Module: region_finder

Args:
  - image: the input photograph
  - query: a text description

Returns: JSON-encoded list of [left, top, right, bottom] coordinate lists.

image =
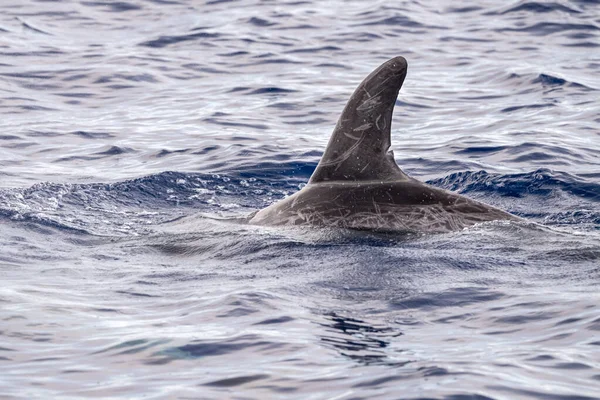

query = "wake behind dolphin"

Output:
[[250, 56, 520, 233]]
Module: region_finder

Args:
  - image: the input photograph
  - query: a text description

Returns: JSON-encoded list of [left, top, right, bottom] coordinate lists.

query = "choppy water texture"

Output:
[[1, 0, 599, 399]]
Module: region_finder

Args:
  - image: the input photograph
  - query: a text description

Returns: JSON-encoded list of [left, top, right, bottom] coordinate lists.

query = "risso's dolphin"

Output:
[[249, 56, 521, 233]]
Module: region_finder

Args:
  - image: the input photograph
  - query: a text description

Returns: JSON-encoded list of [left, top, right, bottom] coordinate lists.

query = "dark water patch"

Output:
[[352, 374, 407, 388], [533, 73, 566, 86], [0, 141, 36, 149], [317, 313, 403, 366], [253, 316, 294, 325], [55, 92, 94, 98], [510, 151, 556, 162], [501, 103, 555, 113], [506, 142, 578, 157], [106, 84, 135, 90], [429, 169, 600, 201], [494, 312, 557, 325], [182, 64, 229, 74], [532, 73, 591, 89], [546, 247, 600, 262], [390, 287, 504, 310], [0, 135, 22, 140], [157, 335, 278, 361], [206, 0, 238, 4], [235, 160, 316, 181], [156, 148, 190, 158], [203, 374, 270, 387], [17, 18, 51, 35], [95, 146, 135, 156], [446, 6, 483, 13], [494, 2, 582, 15], [94, 338, 169, 355], [26, 129, 63, 137], [265, 101, 298, 110], [454, 145, 507, 155], [285, 45, 342, 54], [552, 362, 592, 370], [62, 73, 89, 82], [275, 23, 318, 30], [93, 308, 120, 313], [433, 313, 473, 324], [71, 130, 114, 139], [219, 50, 249, 57], [139, 31, 221, 48], [498, 22, 600, 36], [0, 71, 55, 80], [228, 86, 250, 93], [238, 58, 303, 67], [0, 171, 285, 218], [14, 104, 57, 111], [115, 290, 160, 298], [567, 32, 597, 40], [218, 307, 258, 318], [440, 36, 496, 43], [564, 41, 599, 48], [94, 73, 158, 84], [0, 50, 64, 57], [246, 87, 297, 95], [247, 17, 276, 27], [554, 317, 583, 326], [192, 145, 221, 155], [0, 211, 91, 236], [527, 354, 556, 362], [355, 14, 423, 28], [81, 1, 142, 12]]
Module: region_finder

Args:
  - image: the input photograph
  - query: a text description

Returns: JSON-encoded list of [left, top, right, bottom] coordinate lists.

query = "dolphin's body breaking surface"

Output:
[[250, 56, 520, 233]]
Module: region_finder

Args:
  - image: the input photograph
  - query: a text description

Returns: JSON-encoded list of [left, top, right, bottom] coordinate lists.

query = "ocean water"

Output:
[[1, 0, 599, 398]]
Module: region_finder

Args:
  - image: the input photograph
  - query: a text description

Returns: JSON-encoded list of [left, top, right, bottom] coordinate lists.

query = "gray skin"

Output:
[[249, 56, 520, 233]]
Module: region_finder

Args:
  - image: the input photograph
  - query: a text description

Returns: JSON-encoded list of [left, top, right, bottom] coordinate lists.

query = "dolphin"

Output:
[[249, 56, 520, 233]]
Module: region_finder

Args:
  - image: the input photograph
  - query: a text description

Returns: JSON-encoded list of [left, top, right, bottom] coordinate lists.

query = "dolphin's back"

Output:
[[250, 181, 518, 233], [249, 56, 520, 233]]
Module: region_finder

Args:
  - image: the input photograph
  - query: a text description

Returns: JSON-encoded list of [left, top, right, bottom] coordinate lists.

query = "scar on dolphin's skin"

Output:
[[250, 56, 521, 234]]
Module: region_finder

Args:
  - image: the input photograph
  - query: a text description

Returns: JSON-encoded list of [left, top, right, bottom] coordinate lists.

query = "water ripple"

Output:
[[0, 0, 599, 398]]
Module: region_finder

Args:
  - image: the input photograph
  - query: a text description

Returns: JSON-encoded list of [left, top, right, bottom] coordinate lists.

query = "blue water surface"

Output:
[[0, 0, 599, 399]]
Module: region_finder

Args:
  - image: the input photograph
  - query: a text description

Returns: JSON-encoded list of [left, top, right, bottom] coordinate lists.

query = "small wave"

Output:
[[532, 73, 591, 89], [501, 103, 555, 113], [17, 18, 52, 35], [71, 130, 114, 139], [497, 22, 600, 36], [246, 87, 297, 95], [139, 31, 221, 48], [203, 374, 269, 387], [429, 169, 600, 202], [492, 2, 582, 15], [95, 145, 135, 156], [355, 15, 423, 28], [80, 1, 142, 12], [247, 17, 276, 27], [390, 287, 504, 310]]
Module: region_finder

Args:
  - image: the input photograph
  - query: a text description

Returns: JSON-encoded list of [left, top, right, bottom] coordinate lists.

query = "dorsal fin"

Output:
[[309, 56, 408, 184]]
